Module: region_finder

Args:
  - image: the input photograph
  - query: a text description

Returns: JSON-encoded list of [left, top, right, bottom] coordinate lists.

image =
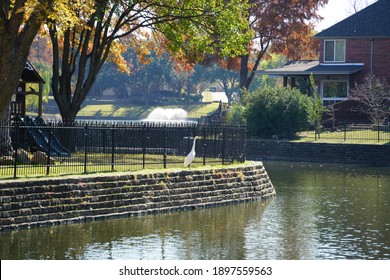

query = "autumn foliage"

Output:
[[240, 0, 328, 91]]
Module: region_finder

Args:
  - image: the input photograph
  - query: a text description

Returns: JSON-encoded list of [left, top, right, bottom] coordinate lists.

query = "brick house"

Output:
[[258, 0, 390, 123]]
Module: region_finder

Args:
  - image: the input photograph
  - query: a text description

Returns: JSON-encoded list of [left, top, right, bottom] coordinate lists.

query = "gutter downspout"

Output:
[[370, 37, 374, 79]]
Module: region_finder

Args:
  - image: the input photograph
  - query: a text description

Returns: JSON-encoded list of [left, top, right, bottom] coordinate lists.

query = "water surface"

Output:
[[1, 161, 389, 260]]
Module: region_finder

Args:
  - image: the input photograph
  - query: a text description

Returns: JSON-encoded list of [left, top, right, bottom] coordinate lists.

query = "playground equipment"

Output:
[[13, 116, 71, 157]]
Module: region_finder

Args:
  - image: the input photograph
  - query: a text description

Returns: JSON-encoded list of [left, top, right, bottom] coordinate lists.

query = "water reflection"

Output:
[[1, 162, 389, 260], [262, 162, 390, 260], [0, 202, 271, 260]]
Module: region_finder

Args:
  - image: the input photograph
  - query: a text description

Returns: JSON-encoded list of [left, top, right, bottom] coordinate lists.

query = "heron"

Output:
[[184, 136, 200, 167]]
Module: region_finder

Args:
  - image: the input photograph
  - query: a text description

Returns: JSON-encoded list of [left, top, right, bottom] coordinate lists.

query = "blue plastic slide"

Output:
[[15, 116, 71, 157]]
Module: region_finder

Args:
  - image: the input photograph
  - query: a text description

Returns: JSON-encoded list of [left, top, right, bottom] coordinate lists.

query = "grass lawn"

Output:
[[294, 129, 390, 144], [0, 153, 225, 180], [77, 102, 219, 119]]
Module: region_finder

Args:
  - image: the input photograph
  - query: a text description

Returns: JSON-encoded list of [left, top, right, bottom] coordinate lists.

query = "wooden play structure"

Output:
[[10, 60, 44, 118]]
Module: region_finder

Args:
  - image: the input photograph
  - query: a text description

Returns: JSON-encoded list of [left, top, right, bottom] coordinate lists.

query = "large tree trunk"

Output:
[[0, 1, 53, 116], [239, 54, 250, 95], [0, 50, 27, 117], [0, 2, 47, 156], [50, 24, 106, 125], [0, 27, 41, 117], [0, 106, 14, 156], [239, 38, 270, 100]]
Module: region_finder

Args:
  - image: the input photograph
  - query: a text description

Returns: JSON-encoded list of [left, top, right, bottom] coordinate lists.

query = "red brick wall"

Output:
[[347, 38, 390, 83], [372, 39, 390, 80], [345, 39, 371, 84], [320, 38, 390, 84]]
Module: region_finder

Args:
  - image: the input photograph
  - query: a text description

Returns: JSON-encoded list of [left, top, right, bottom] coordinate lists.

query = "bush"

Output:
[[245, 87, 310, 138], [226, 103, 246, 124]]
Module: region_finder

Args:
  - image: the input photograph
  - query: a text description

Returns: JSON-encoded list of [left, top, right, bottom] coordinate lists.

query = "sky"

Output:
[[315, 0, 377, 31]]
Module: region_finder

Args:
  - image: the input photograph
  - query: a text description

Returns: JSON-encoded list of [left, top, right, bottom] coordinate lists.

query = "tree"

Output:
[[241, 53, 286, 97], [348, 0, 377, 13], [307, 74, 328, 133], [209, 63, 239, 105], [186, 64, 211, 96], [0, 0, 88, 117], [239, 0, 327, 94], [49, 0, 251, 124], [166, 61, 190, 98], [0, 0, 50, 117], [0, 1, 84, 156], [349, 75, 390, 124]]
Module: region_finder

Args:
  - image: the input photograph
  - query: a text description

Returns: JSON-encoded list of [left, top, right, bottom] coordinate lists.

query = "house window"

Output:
[[321, 80, 348, 106], [324, 40, 345, 62]]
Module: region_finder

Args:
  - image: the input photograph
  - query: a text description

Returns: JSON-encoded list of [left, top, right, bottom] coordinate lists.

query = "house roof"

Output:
[[21, 61, 45, 83], [314, 0, 390, 38], [257, 60, 364, 76]]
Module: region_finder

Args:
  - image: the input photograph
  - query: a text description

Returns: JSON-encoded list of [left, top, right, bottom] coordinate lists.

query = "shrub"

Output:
[[245, 86, 310, 138], [307, 74, 329, 132], [226, 103, 246, 124]]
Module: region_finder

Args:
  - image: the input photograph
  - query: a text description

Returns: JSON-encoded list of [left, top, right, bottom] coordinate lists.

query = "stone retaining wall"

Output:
[[246, 140, 390, 165], [0, 162, 275, 231]]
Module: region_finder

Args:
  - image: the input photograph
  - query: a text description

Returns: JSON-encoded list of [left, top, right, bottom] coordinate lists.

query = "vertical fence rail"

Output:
[[13, 122, 19, 179], [46, 123, 52, 175], [377, 122, 380, 143], [142, 124, 146, 169], [84, 125, 88, 174], [305, 120, 390, 143], [222, 127, 226, 165], [111, 125, 115, 171], [202, 126, 206, 166]]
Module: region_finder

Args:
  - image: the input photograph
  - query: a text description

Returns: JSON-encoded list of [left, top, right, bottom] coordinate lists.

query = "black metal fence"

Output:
[[301, 121, 390, 143], [0, 118, 246, 179]]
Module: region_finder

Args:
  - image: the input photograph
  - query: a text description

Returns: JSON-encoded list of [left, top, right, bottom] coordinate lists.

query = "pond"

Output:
[[1, 161, 389, 260]]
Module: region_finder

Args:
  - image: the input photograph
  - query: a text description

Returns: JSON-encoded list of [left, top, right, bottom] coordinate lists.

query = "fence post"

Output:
[[102, 128, 106, 153], [377, 122, 380, 143], [142, 124, 146, 169], [222, 126, 226, 165], [202, 126, 206, 166], [84, 124, 88, 173], [111, 124, 115, 171], [13, 121, 19, 179], [46, 122, 52, 175], [344, 124, 347, 142], [163, 125, 167, 169], [242, 125, 247, 162]]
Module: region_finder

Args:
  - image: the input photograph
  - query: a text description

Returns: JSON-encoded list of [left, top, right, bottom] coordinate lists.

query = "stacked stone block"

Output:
[[0, 162, 275, 231]]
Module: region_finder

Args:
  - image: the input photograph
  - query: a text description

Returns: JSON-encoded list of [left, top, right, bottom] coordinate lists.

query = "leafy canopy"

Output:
[[0, 0, 94, 115], [48, 0, 252, 123], [157, 0, 252, 64]]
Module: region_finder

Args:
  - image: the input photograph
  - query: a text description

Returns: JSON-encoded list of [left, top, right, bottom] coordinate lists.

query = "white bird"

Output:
[[184, 136, 200, 167]]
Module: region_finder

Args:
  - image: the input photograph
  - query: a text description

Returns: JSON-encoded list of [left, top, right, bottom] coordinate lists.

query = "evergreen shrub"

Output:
[[244, 87, 310, 138]]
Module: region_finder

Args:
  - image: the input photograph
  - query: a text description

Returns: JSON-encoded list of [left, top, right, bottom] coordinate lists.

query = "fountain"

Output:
[[145, 107, 190, 122]]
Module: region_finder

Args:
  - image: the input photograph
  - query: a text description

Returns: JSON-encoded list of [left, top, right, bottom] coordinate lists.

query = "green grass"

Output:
[[294, 129, 390, 144], [77, 103, 219, 119], [186, 103, 219, 118], [0, 153, 226, 180]]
